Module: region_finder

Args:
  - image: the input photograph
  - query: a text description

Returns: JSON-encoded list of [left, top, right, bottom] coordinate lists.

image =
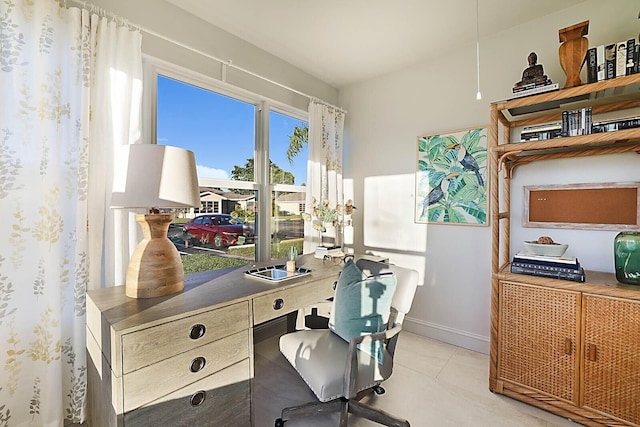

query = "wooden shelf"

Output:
[[494, 74, 640, 121], [492, 128, 640, 155], [489, 72, 640, 426]]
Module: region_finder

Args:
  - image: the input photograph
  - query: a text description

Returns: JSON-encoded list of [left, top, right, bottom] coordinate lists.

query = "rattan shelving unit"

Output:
[[488, 74, 640, 427]]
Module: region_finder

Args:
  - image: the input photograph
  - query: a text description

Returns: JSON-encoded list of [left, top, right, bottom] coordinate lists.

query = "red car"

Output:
[[183, 214, 255, 249]]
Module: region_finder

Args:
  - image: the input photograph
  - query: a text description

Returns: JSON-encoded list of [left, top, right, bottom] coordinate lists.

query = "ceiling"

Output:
[[167, 0, 587, 88]]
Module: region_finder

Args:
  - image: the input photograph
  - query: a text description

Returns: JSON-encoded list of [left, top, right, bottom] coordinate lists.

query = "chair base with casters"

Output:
[[275, 327, 410, 427], [275, 259, 419, 427], [275, 394, 409, 427]]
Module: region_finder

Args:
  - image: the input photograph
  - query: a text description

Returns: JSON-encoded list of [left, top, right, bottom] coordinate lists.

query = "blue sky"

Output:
[[157, 75, 308, 185]]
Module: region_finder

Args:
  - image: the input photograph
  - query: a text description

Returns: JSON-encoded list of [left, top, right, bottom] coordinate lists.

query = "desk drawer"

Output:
[[123, 329, 249, 412], [124, 359, 251, 427], [253, 278, 336, 325], [121, 301, 249, 374]]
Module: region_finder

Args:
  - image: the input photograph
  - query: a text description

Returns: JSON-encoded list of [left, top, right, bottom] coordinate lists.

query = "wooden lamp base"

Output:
[[125, 213, 184, 298]]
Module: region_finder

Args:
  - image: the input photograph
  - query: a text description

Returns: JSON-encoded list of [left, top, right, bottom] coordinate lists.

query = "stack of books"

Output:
[[561, 107, 592, 137], [511, 81, 559, 99], [510, 252, 585, 282], [520, 122, 562, 142], [592, 115, 640, 133]]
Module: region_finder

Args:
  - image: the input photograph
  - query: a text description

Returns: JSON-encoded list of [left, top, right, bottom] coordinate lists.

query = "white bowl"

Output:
[[523, 241, 568, 257]]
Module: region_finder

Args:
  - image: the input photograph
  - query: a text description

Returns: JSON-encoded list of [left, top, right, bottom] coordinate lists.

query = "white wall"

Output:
[[84, 0, 338, 111], [339, 0, 640, 353]]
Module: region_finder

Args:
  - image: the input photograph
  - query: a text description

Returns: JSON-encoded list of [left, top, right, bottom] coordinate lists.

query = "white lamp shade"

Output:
[[111, 144, 200, 209]]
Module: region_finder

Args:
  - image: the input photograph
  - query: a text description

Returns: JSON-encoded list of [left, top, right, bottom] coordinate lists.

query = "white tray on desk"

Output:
[[245, 264, 312, 283]]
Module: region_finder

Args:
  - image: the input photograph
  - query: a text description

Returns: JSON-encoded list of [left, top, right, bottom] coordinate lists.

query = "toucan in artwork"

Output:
[[446, 143, 484, 187], [420, 172, 460, 219]]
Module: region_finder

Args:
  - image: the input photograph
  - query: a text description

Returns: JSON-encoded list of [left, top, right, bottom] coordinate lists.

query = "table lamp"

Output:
[[111, 144, 200, 298]]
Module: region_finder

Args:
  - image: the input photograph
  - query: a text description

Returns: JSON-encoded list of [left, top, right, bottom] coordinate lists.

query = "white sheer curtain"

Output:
[[303, 99, 346, 253], [0, 0, 142, 424]]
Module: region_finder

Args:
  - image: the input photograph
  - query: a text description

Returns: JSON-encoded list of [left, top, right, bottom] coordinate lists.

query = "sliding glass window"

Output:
[[149, 61, 308, 275]]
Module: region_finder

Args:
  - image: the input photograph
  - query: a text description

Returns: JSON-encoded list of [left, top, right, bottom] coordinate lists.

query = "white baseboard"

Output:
[[403, 316, 490, 355]]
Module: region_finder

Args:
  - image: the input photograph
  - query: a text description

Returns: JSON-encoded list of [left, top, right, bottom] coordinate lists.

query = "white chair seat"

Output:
[[279, 329, 393, 402]]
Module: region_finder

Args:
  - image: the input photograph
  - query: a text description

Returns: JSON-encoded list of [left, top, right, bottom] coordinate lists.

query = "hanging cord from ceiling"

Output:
[[65, 0, 345, 112], [475, 0, 482, 100]]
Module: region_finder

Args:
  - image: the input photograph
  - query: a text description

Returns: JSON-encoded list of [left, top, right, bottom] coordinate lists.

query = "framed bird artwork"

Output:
[[415, 126, 488, 225]]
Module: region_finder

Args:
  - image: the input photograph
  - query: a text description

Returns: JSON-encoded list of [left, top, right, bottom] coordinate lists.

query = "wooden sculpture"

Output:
[[558, 20, 589, 88]]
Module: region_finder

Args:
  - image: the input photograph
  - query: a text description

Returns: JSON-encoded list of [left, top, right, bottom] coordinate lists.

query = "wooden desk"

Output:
[[86, 254, 343, 426]]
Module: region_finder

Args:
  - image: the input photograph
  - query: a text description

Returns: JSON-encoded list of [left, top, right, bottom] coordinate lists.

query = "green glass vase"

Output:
[[614, 231, 640, 285]]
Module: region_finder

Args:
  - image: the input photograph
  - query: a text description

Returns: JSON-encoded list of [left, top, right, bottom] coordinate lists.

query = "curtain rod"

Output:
[[67, 0, 346, 114]]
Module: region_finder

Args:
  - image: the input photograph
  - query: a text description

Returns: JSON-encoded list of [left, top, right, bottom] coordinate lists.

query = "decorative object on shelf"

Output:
[[111, 144, 201, 298], [415, 127, 488, 225], [614, 231, 640, 285], [513, 52, 552, 90], [558, 20, 589, 88], [523, 236, 569, 257]]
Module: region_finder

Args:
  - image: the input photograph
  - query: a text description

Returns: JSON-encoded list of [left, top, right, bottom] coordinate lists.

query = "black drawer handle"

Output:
[[190, 390, 206, 407], [332, 280, 338, 291], [273, 298, 285, 310], [189, 324, 206, 340], [190, 356, 206, 373]]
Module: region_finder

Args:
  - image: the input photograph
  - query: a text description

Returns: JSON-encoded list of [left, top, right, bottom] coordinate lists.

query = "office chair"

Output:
[[276, 258, 420, 427]]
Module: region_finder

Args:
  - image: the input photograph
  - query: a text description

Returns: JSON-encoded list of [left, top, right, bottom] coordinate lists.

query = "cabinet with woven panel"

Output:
[[581, 294, 640, 425], [498, 281, 580, 405], [489, 75, 640, 427]]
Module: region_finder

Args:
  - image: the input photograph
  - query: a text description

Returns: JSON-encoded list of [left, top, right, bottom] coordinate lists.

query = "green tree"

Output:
[[230, 158, 294, 194], [286, 124, 308, 165]]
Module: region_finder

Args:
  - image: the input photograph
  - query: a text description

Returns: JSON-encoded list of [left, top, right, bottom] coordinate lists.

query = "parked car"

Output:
[[183, 214, 255, 249]]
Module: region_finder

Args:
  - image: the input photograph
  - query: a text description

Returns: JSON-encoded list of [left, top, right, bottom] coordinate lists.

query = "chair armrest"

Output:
[[350, 325, 401, 346], [343, 325, 403, 398]]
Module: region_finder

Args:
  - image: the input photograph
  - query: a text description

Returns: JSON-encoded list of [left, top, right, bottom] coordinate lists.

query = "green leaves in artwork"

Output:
[[416, 128, 487, 224]]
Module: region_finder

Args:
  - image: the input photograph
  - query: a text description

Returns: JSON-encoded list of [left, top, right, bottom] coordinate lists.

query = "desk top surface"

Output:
[[87, 254, 344, 334]]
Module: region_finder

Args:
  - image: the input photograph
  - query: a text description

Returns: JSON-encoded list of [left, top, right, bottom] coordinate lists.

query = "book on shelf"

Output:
[[626, 38, 636, 76], [512, 79, 553, 92], [519, 121, 562, 142], [561, 107, 592, 136], [520, 128, 562, 142], [522, 122, 562, 132], [596, 44, 606, 81], [510, 82, 559, 99], [591, 115, 640, 133], [586, 47, 597, 83], [510, 263, 586, 282], [588, 39, 639, 81], [513, 252, 580, 268], [605, 43, 616, 79], [616, 41, 627, 78]]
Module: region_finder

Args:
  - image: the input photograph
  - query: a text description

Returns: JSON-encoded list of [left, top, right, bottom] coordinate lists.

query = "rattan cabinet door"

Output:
[[582, 294, 640, 425], [498, 281, 580, 404]]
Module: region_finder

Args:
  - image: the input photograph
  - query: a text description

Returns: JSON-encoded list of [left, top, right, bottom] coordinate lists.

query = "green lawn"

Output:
[[181, 238, 304, 274]]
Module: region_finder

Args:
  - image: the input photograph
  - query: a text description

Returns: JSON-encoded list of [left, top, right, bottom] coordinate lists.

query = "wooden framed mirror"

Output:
[[524, 182, 640, 231]]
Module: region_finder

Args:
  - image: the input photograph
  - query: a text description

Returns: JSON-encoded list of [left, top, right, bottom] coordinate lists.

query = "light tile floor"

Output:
[[254, 332, 580, 427]]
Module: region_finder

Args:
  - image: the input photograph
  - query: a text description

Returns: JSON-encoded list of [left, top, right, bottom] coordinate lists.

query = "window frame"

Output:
[[143, 55, 308, 262]]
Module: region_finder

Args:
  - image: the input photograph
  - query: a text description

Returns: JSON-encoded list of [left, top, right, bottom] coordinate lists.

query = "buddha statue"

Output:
[[515, 52, 549, 87]]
